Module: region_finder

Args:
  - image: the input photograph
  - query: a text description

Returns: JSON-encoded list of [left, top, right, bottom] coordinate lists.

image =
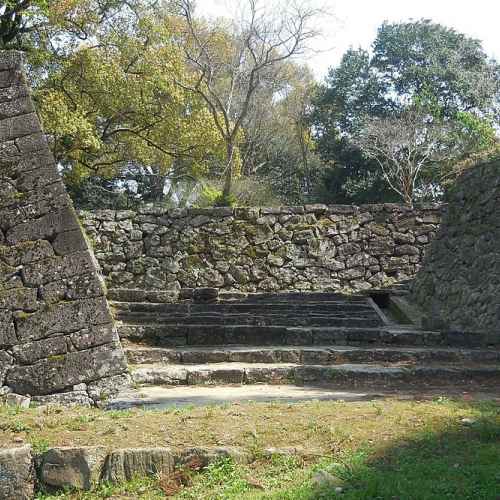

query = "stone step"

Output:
[[111, 300, 374, 314], [124, 344, 500, 366], [130, 362, 500, 388], [115, 313, 383, 328], [117, 324, 500, 348]]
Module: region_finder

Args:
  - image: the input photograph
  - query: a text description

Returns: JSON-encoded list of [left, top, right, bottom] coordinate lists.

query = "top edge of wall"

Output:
[[79, 203, 444, 219]]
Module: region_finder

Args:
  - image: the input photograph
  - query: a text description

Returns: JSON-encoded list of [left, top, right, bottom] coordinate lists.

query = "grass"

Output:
[[1, 397, 499, 499]]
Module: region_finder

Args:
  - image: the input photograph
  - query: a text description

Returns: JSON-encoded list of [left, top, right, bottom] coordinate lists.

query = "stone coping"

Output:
[[0, 444, 305, 497], [80, 202, 443, 220]]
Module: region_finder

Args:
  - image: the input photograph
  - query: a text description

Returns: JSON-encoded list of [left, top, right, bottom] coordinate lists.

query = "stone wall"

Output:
[[412, 158, 500, 334], [80, 203, 442, 296], [0, 51, 128, 403]]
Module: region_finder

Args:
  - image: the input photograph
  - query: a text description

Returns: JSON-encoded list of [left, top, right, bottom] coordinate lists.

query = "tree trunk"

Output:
[[222, 142, 234, 205]]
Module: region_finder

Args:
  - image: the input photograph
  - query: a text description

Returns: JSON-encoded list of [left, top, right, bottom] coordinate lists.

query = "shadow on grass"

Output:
[[270, 401, 500, 500]]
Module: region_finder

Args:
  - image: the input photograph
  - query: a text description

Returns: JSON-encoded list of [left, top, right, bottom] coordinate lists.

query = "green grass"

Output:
[[3, 398, 496, 499]]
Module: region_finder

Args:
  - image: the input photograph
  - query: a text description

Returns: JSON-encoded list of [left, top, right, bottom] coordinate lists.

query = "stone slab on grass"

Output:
[[0, 446, 34, 500]]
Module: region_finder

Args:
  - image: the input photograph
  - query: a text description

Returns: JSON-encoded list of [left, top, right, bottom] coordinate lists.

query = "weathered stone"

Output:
[[32, 391, 93, 408], [22, 251, 95, 286], [5, 393, 31, 408], [52, 229, 88, 256], [87, 373, 132, 403], [15, 297, 111, 342], [70, 324, 117, 351], [6, 207, 79, 244], [11, 336, 67, 365], [7, 343, 127, 396], [39, 447, 107, 491], [0, 312, 16, 347], [39, 273, 104, 304], [0, 240, 54, 266], [413, 159, 500, 334], [79, 202, 440, 294], [102, 448, 174, 483], [0, 446, 34, 500], [0, 288, 38, 311]]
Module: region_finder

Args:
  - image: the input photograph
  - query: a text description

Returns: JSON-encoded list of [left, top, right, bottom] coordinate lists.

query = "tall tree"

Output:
[[36, 8, 225, 200], [311, 20, 500, 203], [173, 0, 322, 205]]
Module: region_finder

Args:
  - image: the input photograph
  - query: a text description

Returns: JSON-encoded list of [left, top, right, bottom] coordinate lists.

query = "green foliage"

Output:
[[311, 19, 500, 203], [196, 184, 223, 207], [194, 177, 282, 207]]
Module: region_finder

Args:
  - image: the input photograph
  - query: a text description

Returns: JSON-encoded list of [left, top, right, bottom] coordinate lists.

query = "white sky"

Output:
[[197, 0, 500, 80]]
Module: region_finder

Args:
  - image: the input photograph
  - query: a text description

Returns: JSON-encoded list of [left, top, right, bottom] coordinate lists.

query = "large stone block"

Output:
[[0, 446, 34, 500], [0, 312, 17, 347], [0, 112, 40, 141], [15, 297, 111, 342], [39, 447, 107, 491], [11, 336, 68, 365], [3, 187, 71, 234], [6, 342, 128, 395], [22, 251, 96, 286], [0, 288, 38, 311], [0, 240, 54, 266], [101, 448, 174, 483]]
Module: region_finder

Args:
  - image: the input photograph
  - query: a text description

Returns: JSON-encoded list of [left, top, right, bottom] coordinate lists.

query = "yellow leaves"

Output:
[[36, 15, 224, 183], [38, 90, 101, 153]]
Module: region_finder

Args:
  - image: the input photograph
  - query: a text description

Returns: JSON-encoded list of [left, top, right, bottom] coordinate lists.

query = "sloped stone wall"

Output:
[[80, 203, 442, 296], [0, 51, 128, 402], [412, 159, 500, 334]]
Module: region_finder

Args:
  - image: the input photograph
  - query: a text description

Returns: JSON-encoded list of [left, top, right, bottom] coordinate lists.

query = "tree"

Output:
[[353, 106, 460, 204], [173, 0, 322, 204], [311, 20, 500, 203], [36, 10, 225, 201], [240, 63, 322, 204]]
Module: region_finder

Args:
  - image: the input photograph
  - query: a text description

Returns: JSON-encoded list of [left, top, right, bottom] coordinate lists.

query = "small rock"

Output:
[[0, 386, 12, 396], [5, 393, 30, 408], [312, 470, 343, 488]]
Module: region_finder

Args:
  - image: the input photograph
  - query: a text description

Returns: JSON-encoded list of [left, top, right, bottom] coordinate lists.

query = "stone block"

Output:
[[52, 229, 88, 255], [0, 446, 34, 500], [6, 206, 78, 244], [11, 336, 68, 365], [0, 240, 54, 266], [0, 288, 38, 311], [39, 273, 104, 304], [70, 324, 117, 351], [0, 112, 40, 141], [6, 343, 127, 395], [102, 448, 174, 483], [5, 393, 31, 408], [0, 350, 13, 383], [15, 297, 111, 342], [32, 391, 93, 408], [22, 251, 96, 286], [0, 69, 22, 89], [39, 447, 107, 491], [0, 95, 33, 119]]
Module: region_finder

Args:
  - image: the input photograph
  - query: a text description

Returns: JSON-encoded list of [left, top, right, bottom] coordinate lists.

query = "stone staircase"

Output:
[[111, 291, 500, 397]]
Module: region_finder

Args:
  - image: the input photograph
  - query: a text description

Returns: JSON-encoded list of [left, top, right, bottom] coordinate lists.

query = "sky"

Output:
[[197, 0, 500, 80]]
